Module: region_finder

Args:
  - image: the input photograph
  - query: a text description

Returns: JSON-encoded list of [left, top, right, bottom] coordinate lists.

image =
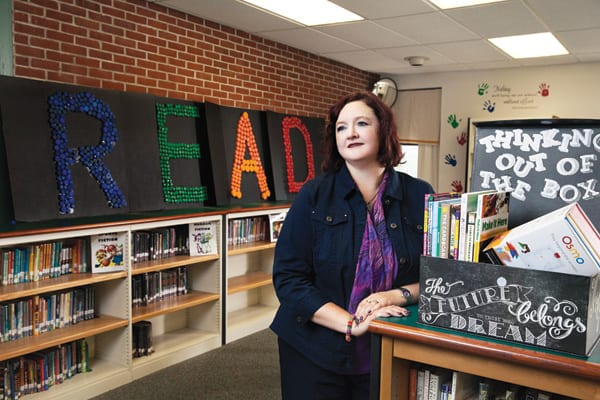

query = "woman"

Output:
[[270, 91, 435, 399]]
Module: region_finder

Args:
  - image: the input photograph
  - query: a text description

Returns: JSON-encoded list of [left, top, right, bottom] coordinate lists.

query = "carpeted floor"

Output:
[[90, 329, 281, 400]]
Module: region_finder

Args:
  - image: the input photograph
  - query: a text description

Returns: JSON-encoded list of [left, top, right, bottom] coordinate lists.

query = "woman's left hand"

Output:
[[354, 290, 410, 325], [351, 304, 409, 336]]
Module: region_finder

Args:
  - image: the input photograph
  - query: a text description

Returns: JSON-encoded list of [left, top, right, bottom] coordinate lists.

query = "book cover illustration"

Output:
[[483, 202, 600, 276], [90, 232, 126, 273], [472, 191, 510, 262], [269, 212, 287, 242], [189, 222, 218, 256]]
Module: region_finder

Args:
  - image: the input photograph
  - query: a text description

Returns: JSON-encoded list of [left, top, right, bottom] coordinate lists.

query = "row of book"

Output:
[[132, 321, 154, 358], [227, 216, 270, 247], [131, 226, 190, 264], [424, 189, 600, 277], [0, 221, 218, 284], [409, 364, 574, 400], [132, 267, 189, 307], [423, 190, 510, 262], [0, 239, 89, 286], [0, 339, 90, 399], [0, 287, 95, 343]]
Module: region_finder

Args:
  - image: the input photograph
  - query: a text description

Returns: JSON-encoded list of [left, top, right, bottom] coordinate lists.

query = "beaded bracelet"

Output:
[[345, 315, 355, 342]]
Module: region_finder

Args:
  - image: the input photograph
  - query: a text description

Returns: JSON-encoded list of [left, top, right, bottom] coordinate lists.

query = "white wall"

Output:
[[393, 62, 600, 192]]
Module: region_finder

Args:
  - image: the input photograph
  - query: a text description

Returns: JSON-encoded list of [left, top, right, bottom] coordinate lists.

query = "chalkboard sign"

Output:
[[418, 256, 600, 356], [470, 119, 600, 228]]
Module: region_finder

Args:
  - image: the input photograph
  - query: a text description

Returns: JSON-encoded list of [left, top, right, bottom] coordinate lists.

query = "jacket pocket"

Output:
[[310, 210, 349, 271]]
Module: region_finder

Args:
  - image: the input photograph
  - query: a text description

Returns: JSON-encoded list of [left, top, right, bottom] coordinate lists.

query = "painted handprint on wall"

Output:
[[538, 83, 550, 97], [451, 180, 463, 193], [447, 114, 461, 128], [457, 131, 467, 146], [483, 100, 495, 113], [444, 154, 457, 167], [477, 83, 489, 96]]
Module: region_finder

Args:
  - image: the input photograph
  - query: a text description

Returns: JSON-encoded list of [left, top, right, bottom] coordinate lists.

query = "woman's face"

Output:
[[335, 100, 380, 165]]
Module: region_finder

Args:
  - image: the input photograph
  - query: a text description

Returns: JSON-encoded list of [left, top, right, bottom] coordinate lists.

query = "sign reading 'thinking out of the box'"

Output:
[[471, 119, 600, 229]]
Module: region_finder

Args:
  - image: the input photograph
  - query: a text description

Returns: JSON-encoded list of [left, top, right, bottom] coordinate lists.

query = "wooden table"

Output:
[[368, 305, 600, 400]]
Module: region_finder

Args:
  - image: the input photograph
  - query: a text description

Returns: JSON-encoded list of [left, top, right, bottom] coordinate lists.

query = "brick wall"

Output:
[[12, 0, 378, 118]]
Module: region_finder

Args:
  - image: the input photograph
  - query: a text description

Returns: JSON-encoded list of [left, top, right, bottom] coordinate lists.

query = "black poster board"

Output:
[[264, 111, 324, 201], [0, 75, 317, 224], [470, 119, 600, 228], [0, 75, 213, 222], [204, 102, 273, 206]]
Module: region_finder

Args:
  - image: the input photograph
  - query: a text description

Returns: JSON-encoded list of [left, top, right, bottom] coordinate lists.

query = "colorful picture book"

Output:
[[471, 191, 510, 262], [189, 221, 218, 256], [90, 232, 127, 273], [483, 202, 600, 276], [269, 211, 287, 242]]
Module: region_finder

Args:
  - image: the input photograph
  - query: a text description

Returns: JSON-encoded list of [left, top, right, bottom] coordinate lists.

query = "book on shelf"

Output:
[[133, 320, 154, 358], [417, 368, 426, 400], [1, 339, 91, 398], [483, 202, 600, 276], [448, 370, 478, 400], [189, 221, 218, 256], [457, 189, 495, 261], [0, 239, 89, 285], [90, 232, 127, 273], [409, 366, 418, 400], [269, 211, 287, 242], [478, 380, 491, 400], [228, 216, 269, 246], [444, 203, 462, 260], [464, 211, 477, 262], [423, 369, 430, 400], [428, 368, 452, 400], [423, 192, 460, 257], [437, 199, 461, 259], [471, 190, 510, 262]]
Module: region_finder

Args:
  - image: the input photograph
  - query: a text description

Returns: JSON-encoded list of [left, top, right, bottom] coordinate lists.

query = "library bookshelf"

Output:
[[0, 224, 132, 400], [0, 205, 287, 399], [128, 214, 222, 380], [224, 206, 288, 344], [369, 305, 600, 400]]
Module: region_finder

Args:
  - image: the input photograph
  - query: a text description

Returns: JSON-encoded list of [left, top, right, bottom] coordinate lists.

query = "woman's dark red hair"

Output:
[[321, 91, 404, 173]]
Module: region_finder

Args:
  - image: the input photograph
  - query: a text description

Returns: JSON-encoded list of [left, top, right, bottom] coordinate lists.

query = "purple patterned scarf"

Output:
[[348, 170, 398, 314]]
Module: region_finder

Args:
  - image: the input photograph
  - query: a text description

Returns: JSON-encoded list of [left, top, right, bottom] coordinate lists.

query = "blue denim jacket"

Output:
[[270, 164, 434, 374]]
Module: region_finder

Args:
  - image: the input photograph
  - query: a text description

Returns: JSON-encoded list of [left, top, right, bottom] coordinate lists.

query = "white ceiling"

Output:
[[150, 0, 600, 75]]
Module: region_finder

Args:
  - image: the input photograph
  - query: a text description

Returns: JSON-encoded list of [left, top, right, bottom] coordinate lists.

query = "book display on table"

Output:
[[418, 199, 600, 357]]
